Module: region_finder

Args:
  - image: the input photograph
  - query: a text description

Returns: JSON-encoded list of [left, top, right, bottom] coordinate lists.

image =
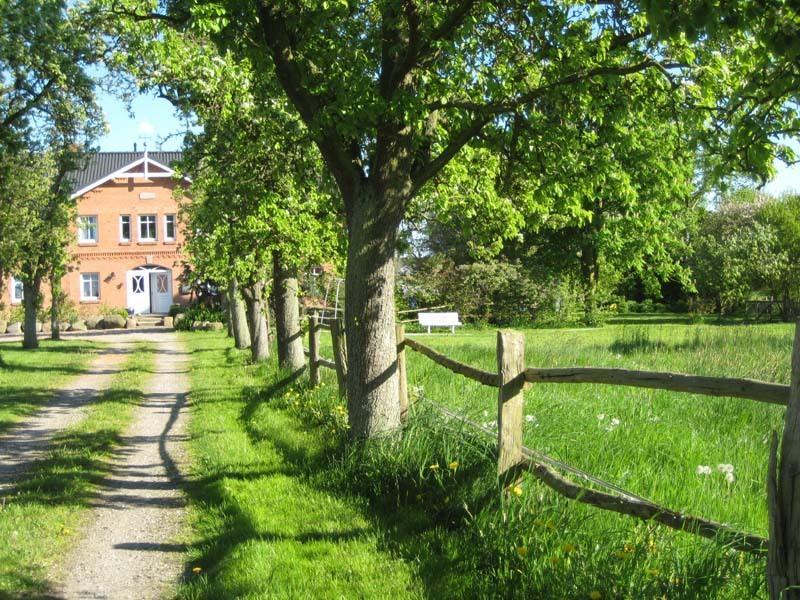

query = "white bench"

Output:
[[418, 312, 462, 334]]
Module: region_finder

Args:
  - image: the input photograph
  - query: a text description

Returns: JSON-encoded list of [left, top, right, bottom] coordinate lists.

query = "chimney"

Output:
[[134, 142, 138, 153]]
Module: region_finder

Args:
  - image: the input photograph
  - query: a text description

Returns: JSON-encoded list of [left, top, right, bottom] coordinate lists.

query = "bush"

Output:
[[174, 305, 226, 331], [168, 304, 186, 317], [100, 304, 128, 319]]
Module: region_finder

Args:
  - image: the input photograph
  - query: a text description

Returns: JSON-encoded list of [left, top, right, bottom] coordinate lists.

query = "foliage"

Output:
[[173, 305, 225, 331], [689, 194, 790, 315]]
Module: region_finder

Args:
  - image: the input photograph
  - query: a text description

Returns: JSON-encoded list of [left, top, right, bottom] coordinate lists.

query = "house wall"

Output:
[[4, 175, 192, 315]]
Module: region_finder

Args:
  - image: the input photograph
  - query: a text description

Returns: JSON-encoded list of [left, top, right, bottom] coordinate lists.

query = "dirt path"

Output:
[[56, 332, 191, 600], [0, 346, 128, 492]]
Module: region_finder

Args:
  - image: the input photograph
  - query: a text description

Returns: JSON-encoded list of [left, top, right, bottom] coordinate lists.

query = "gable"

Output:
[[69, 151, 187, 199]]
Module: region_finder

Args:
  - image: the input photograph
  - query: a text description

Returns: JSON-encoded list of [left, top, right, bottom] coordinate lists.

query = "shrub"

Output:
[[99, 304, 128, 319], [168, 304, 186, 317], [174, 305, 226, 331]]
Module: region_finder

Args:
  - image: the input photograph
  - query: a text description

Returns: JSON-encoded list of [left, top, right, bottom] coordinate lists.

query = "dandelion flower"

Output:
[[597, 413, 606, 420], [623, 542, 635, 553], [516, 546, 528, 557], [696, 465, 712, 475], [429, 463, 440, 471], [646, 568, 660, 577], [448, 461, 459, 471], [525, 414, 537, 423], [511, 485, 523, 497], [725, 472, 735, 484], [717, 463, 734, 474], [192, 567, 202, 574]]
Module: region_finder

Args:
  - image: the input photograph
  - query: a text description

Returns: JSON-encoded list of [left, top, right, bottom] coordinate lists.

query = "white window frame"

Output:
[[120, 215, 131, 242], [138, 214, 157, 242], [78, 215, 98, 244], [164, 214, 176, 241], [80, 272, 100, 301], [10, 276, 23, 304]]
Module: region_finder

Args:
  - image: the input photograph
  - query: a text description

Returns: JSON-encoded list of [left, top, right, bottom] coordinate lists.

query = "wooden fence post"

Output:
[[309, 311, 320, 388], [330, 316, 348, 398], [497, 330, 525, 477], [396, 323, 409, 421], [768, 320, 800, 599]]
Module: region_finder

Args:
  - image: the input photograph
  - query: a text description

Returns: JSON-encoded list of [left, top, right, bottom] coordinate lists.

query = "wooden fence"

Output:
[[305, 311, 800, 596]]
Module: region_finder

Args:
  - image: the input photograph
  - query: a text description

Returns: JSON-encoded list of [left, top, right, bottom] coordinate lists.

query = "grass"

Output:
[[178, 320, 792, 598], [177, 332, 422, 599], [0, 340, 97, 434], [0, 343, 152, 598]]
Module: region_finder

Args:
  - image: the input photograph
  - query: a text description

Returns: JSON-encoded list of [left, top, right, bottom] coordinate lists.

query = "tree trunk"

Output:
[[344, 198, 402, 438], [273, 252, 305, 373], [580, 239, 599, 320], [50, 273, 61, 341], [222, 288, 233, 337], [242, 280, 270, 363], [229, 279, 251, 349], [22, 277, 41, 349]]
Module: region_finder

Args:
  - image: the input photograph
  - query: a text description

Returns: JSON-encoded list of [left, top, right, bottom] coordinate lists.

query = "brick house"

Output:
[[6, 150, 192, 315]]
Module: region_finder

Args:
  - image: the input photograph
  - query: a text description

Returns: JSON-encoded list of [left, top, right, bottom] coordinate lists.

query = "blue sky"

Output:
[[98, 92, 800, 195]]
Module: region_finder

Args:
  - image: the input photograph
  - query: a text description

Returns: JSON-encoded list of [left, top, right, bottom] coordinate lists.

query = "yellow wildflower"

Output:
[[589, 592, 602, 600], [448, 460, 459, 471], [623, 542, 635, 553], [510, 485, 523, 497], [516, 546, 528, 557], [192, 567, 202, 574], [429, 463, 440, 471]]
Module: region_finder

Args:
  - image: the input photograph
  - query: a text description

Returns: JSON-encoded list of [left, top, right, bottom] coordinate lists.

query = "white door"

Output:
[[126, 271, 150, 314], [150, 272, 172, 314]]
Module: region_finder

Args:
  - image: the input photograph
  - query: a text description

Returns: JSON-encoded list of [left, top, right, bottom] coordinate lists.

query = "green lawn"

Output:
[[180, 321, 791, 598], [0, 343, 152, 596], [0, 340, 97, 434], [177, 332, 422, 599]]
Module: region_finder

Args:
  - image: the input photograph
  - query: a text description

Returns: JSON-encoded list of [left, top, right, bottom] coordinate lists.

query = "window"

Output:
[[80, 273, 99, 301], [164, 214, 176, 241], [78, 216, 98, 243], [120, 215, 131, 242], [139, 215, 157, 241], [11, 276, 23, 304]]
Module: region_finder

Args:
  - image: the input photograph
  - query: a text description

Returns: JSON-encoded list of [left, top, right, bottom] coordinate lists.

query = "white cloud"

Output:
[[137, 120, 155, 136]]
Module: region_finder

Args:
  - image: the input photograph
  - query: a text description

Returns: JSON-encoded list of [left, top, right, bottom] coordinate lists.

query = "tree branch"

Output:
[[256, 2, 364, 203]]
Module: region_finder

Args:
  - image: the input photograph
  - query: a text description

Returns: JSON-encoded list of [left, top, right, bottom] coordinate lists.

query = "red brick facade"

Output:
[[5, 153, 192, 315]]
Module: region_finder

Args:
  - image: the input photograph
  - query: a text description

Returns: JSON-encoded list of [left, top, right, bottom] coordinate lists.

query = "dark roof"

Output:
[[69, 151, 184, 195]]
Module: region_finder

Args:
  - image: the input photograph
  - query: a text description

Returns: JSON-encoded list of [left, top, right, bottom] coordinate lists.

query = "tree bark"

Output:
[[273, 251, 305, 373], [229, 279, 251, 349], [222, 288, 233, 337], [50, 273, 61, 341], [22, 277, 41, 349], [242, 280, 270, 363], [344, 195, 402, 438]]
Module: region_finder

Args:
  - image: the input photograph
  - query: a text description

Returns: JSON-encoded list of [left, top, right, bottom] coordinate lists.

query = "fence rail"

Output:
[[304, 310, 800, 595]]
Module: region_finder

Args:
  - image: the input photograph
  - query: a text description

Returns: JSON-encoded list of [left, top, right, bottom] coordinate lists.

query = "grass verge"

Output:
[[0, 340, 96, 434], [0, 342, 152, 597], [177, 332, 422, 599]]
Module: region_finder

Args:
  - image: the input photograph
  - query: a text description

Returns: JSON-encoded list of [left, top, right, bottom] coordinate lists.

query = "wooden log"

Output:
[[403, 338, 500, 387], [497, 330, 524, 476], [396, 323, 409, 421], [525, 367, 789, 406], [520, 455, 766, 554], [317, 357, 336, 370], [768, 321, 800, 599], [330, 316, 348, 398], [309, 311, 320, 388]]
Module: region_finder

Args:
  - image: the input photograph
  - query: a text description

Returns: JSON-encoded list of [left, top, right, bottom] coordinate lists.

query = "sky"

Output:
[[98, 92, 800, 195]]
